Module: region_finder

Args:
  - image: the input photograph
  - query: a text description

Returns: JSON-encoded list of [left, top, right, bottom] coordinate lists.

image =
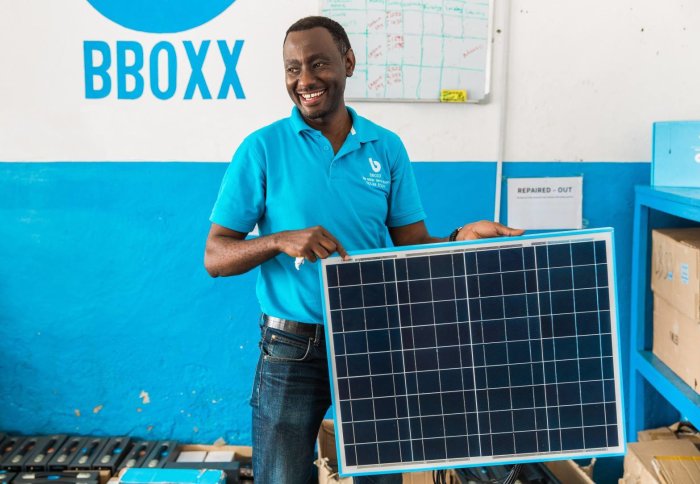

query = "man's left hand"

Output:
[[455, 221, 524, 241]]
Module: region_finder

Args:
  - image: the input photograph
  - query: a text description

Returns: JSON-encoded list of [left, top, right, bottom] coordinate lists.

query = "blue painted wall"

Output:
[[0, 162, 648, 456]]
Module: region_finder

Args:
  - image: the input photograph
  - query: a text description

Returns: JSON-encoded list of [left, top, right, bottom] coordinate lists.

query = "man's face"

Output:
[[283, 27, 355, 126]]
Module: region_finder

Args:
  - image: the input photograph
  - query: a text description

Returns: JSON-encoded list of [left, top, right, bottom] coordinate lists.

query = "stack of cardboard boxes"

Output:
[[650, 227, 700, 395], [316, 420, 598, 483], [315, 420, 452, 484], [621, 423, 700, 483]]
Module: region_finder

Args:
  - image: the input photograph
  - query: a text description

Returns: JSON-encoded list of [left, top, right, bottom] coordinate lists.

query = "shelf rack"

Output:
[[629, 185, 700, 439]]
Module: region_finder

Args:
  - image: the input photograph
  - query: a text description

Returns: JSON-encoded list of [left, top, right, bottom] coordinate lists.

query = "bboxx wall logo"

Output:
[[83, 0, 245, 100]]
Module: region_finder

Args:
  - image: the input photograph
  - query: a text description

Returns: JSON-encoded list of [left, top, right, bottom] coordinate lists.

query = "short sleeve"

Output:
[[386, 138, 426, 227], [209, 136, 266, 233]]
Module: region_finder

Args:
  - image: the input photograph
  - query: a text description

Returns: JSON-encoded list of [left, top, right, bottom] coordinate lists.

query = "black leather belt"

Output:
[[262, 314, 321, 338]]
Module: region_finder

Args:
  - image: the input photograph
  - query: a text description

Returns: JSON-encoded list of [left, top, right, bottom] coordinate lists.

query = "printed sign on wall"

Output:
[[83, 0, 245, 101], [0, 0, 300, 162], [507, 177, 583, 230]]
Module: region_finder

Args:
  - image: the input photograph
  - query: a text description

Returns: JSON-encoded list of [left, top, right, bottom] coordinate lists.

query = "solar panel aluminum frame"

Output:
[[320, 228, 626, 478]]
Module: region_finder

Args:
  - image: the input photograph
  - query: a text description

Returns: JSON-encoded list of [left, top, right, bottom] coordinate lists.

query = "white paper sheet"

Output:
[[507, 177, 583, 230]]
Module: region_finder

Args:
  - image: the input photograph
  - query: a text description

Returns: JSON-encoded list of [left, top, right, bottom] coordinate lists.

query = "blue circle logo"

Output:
[[87, 0, 236, 34]]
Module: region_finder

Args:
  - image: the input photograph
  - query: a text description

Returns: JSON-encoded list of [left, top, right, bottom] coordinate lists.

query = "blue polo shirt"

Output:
[[210, 106, 426, 323]]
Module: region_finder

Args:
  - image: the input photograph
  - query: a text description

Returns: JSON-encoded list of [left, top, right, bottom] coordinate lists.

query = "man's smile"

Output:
[[299, 89, 326, 104]]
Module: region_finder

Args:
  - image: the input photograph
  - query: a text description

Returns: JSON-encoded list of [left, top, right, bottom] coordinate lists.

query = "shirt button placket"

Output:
[[322, 138, 336, 179]]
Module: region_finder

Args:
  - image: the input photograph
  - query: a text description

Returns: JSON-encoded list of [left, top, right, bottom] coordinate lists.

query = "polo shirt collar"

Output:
[[289, 106, 379, 144]]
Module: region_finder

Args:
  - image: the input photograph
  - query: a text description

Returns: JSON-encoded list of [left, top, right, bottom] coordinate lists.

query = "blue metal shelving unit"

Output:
[[628, 185, 700, 440]]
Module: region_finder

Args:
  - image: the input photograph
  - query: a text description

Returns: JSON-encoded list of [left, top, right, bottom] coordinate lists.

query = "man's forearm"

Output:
[[205, 233, 282, 277]]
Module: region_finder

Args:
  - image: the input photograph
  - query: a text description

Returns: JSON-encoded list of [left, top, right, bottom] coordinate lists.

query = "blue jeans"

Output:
[[251, 318, 402, 484]]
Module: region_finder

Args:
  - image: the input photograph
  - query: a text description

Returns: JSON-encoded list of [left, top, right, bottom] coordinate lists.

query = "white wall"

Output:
[[506, 0, 700, 162], [0, 0, 698, 162]]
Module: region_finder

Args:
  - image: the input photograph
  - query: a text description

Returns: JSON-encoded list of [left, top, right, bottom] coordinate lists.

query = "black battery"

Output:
[[24, 435, 67, 471], [239, 461, 253, 481], [2, 436, 47, 471], [0, 436, 24, 469], [0, 470, 16, 482], [12, 470, 100, 484], [0, 437, 36, 471], [67, 438, 109, 470], [47, 437, 89, 471], [117, 440, 157, 470], [142, 440, 177, 468], [92, 436, 131, 472]]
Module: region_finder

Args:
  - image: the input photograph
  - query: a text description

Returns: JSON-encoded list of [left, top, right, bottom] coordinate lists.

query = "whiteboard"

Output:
[[320, 0, 494, 102]]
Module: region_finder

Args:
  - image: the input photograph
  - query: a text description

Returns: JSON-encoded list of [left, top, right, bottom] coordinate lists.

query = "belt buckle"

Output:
[[263, 314, 320, 339], [263, 314, 291, 330]]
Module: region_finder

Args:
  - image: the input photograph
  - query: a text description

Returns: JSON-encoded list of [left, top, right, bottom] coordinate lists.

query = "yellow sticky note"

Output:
[[440, 89, 467, 103]]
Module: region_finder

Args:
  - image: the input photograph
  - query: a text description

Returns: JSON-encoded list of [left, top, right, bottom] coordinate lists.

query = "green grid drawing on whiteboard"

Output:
[[320, 0, 493, 102]]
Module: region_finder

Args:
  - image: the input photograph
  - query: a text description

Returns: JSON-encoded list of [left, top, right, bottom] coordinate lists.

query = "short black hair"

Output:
[[285, 16, 351, 55]]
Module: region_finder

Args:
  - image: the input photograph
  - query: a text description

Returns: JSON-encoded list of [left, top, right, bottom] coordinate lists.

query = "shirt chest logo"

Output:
[[362, 157, 389, 190]]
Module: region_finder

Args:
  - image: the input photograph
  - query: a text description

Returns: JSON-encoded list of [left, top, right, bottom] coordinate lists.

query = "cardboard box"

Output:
[[317, 420, 451, 483], [173, 444, 252, 484], [175, 445, 251, 463], [402, 471, 455, 483], [651, 228, 700, 321], [652, 456, 700, 483], [639, 426, 678, 442], [621, 440, 700, 483], [653, 295, 700, 395], [316, 419, 517, 484], [639, 422, 700, 447], [544, 460, 595, 484], [652, 121, 700, 188], [316, 421, 352, 484]]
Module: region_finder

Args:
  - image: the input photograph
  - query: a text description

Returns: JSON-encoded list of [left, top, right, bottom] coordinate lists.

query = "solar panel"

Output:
[[320, 228, 625, 477]]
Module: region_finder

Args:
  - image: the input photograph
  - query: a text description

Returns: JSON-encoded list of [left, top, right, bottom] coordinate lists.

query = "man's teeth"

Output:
[[301, 91, 324, 100]]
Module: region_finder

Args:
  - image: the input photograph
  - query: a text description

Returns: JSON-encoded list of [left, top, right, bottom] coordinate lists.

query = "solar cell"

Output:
[[321, 229, 625, 477]]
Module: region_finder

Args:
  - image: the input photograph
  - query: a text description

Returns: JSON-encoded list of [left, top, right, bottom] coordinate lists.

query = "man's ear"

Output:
[[345, 48, 355, 77]]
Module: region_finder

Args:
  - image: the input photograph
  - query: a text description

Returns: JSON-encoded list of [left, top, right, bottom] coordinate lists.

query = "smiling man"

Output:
[[205, 16, 522, 484]]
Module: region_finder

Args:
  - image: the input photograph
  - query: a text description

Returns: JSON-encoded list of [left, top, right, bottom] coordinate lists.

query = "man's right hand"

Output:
[[205, 223, 348, 278], [277, 225, 349, 262]]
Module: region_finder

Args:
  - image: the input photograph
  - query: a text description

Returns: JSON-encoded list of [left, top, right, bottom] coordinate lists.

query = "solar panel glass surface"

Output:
[[321, 229, 625, 476]]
